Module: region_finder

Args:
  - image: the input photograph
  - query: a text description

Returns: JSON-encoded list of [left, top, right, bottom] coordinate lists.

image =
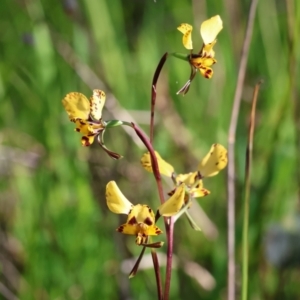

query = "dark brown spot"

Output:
[[202, 189, 209, 196], [128, 216, 137, 225], [204, 69, 212, 78], [144, 217, 153, 226], [184, 194, 189, 203], [117, 226, 124, 232], [215, 162, 219, 165], [82, 136, 90, 146], [168, 188, 176, 196]]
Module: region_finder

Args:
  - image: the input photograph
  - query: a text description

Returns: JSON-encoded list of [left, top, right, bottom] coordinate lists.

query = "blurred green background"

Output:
[[0, 0, 299, 299]]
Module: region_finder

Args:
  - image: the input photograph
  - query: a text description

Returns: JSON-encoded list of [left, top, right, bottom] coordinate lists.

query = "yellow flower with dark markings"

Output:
[[62, 89, 106, 146], [62, 89, 121, 159], [141, 144, 228, 230], [176, 15, 223, 94], [106, 181, 185, 246]]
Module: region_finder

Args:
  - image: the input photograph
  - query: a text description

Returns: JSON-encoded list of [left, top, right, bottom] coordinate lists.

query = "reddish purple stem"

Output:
[[163, 218, 174, 300], [150, 52, 168, 144], [131, 123, 165, 205]]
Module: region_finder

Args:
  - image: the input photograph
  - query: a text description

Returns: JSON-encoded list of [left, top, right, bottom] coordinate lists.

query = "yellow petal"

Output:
[[130, 204, 155, 224], [177, 23, 193, 50], [118, 222, 162, 237], [106, 181, 134, 214], [62, 92, 90, 121], [197, 144, 228, 177], [141, 151, 174, 177], [176, 172, 198, 186], [200, 15, 223, 45], [189, 56, 216, 78], [89, 89, 106, 121], [176, 173, 210, 198], [158, 183, 185, 217], [190, 56, 216, 68], [116, 204, 162, 243], [117, 223, 137, 235], [202, 40, 217, 57], [190, 184, 210, 198], [81, 135, 95, 146], [199, 66, 214, 79], [78, 121, 104, 135], [74, 119, 91, 135], [73, 119, 104, 146], [146, 225, 163, 236]]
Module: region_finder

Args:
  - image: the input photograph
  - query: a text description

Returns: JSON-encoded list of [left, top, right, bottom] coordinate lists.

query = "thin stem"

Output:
[[163, 218, 174, 300], [131, 123, 165, 300], [131, 123, 165, 205], [226, 1, 259, 299], [150, 52, 168, 144], [241, 82, 261, 300], [105, 120, 133, 128], [151, 248, 163, 300], [129, 246, 146, 278]]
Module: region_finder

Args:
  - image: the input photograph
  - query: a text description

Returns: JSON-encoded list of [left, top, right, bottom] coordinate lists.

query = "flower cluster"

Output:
[[61, 14, 226, 281], [141, 144, 228, 229]]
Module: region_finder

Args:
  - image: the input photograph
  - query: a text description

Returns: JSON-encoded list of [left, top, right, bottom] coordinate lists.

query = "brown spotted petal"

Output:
[[116, 204, 163, 245], [189, 56, 216, 79], [74, 119, 105, 147]]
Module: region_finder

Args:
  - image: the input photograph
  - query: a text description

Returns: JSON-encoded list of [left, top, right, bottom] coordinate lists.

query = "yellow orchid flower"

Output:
[[62, 89, 106, 146], [106, 181, 185, 246], [176, 15, 223, 94], [141, 144, 227, 183], [62, 89, 122, 159], [141, 152, 210, 199], [106, 181, 162, 246]]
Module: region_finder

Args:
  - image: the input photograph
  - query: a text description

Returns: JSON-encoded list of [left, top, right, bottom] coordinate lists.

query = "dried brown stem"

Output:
[[163, 218, 174, 300], [242, 82, 261, 300], [227, 0, 259, 299]]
